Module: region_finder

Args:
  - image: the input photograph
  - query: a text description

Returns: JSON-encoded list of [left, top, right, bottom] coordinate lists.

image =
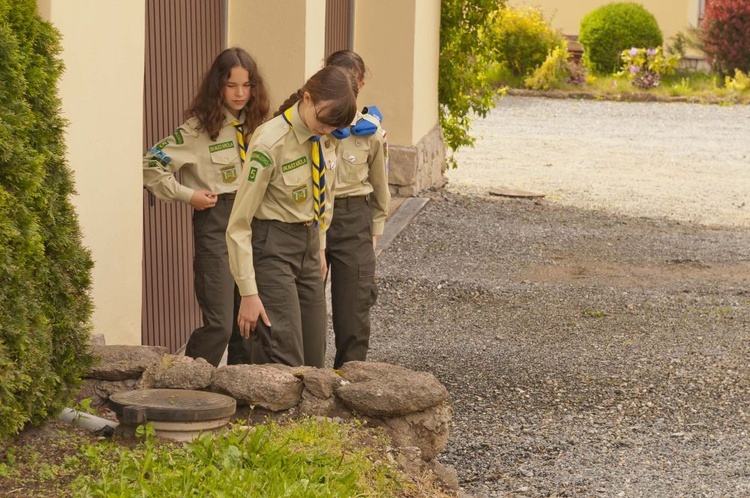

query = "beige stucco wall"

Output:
[[228, 0, 441, 147], [227, 0, 327, 111], [510, 0, 700, 46], [354, 0, 441, 147], [40, 1, 145, 345]]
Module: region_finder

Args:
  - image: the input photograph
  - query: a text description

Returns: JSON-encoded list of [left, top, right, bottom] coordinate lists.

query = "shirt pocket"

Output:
[[339, 148, 370, 185], [280, 157, 312, 187], [211, 148, 241, 186], [280, 160, 313, 205]]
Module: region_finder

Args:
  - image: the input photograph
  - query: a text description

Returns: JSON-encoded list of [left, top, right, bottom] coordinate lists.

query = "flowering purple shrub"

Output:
[[619, 47, 679, 89]]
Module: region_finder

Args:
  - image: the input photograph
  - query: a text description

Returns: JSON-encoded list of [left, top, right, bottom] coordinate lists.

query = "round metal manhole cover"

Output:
[[109, 389, 236, 424]]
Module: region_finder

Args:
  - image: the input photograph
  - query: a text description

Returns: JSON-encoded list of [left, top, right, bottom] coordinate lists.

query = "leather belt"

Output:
[[335, 195, 367, 208]]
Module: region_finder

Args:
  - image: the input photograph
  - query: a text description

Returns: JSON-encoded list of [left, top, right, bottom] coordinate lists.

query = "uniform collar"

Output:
[[287, 103, 315, 144], [222, 106, 246, 125]]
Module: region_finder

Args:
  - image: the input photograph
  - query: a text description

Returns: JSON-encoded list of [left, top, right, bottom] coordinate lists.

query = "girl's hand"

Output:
[[372, 235, 380, 252], [190, 190, 218, 210], [237, 294, 271, 338], [319, 249, 328, 280]]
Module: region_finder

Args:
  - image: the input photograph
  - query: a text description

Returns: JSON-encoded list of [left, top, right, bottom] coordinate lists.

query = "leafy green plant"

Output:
[[618, 47, 680, 89], [579, 2, 663, 75], [0, 0, 94, 442], [493, 6, 566, 77], [725, 69, 750, 91], [440, 0, 507, 166], [524, 44, 587, 90], [74, 418, 426, 497]]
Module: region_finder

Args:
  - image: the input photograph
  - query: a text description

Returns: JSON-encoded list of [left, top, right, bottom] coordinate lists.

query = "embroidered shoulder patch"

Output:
[[282, 156, 308, 173], [154, 140, 169, 151], [248, 166, 258, 182], [173, 128, 184, 145], [250, 150, 272, 167]]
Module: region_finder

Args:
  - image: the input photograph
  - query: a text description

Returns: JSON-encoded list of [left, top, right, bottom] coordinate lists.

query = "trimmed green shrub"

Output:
[[0, 0, 94, 441], [493, 6, 566, 77], [579, 2, 663, 74], [700, 0, 750, 76]]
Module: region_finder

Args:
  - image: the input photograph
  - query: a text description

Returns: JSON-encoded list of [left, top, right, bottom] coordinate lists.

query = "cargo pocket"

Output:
[[358, 262, 378, 310]]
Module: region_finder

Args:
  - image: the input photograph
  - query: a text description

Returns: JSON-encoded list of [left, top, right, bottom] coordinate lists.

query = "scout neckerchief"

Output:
[[282, 107, 326, 229], [231, 120, 247, 163]]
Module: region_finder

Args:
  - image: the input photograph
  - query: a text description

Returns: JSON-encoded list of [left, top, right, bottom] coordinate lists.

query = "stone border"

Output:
[[78, 345, 460, 493]]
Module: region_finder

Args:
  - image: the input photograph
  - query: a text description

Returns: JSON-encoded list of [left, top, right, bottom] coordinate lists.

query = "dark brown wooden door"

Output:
[[325, 0, 352, 57], [142, 0, 225, 352]]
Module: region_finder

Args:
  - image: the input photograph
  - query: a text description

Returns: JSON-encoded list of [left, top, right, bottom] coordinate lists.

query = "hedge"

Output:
[[579, 2, 663, 75], [0, 0, 94, 441]]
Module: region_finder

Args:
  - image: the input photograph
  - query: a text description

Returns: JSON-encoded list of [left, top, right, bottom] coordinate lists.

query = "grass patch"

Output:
[[1, 417, 452, 498]]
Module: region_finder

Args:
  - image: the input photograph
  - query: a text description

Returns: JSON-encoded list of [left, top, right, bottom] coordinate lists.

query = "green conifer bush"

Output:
[[0, 0, 94, 441]]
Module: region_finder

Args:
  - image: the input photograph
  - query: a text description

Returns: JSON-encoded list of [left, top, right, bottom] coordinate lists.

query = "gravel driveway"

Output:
[[363, 97, 750, 497]]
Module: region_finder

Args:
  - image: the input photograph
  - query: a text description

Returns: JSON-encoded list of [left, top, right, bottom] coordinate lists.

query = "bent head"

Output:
[[325, 49, 367, 90], [299, 65, 358, 136], [207, 48, 264, 117]]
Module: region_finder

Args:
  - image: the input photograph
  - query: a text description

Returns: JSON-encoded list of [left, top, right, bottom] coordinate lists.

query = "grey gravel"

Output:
[[361, 98, 750, 497]]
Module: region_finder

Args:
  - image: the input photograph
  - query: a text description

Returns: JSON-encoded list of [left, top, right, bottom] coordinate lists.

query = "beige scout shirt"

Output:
[[334, 111, 390, 236], [226, 104, 338, 296], [143, 108, 244, 203]]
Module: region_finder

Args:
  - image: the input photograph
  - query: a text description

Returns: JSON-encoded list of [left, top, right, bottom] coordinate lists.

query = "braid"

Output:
[[274, 89, 303, 117]]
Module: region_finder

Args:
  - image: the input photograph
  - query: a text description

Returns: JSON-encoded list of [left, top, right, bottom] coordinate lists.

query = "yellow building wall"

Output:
[[227, 0, 327, 111], [354, 0, 441, 147], [32, 0, 443, 350], [40, 0, 145, 346], [510, 0, 700, 46]]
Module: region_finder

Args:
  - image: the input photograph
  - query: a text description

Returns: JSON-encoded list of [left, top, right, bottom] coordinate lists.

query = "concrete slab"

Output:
[[376, 197, 429, 257]]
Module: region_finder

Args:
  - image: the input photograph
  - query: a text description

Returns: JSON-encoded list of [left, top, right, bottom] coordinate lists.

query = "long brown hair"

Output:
[[274, 66, 357, 129], [187, 47, 270, 140], [324, 49, 367, 85]]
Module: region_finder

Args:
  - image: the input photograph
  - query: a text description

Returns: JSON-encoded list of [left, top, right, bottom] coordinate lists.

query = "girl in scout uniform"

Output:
[[226, 65, 358, 368], [143, 47, 270, 367], [323, 50, 391, 369]]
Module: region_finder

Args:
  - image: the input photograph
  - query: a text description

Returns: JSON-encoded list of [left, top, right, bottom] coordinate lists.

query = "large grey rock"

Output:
[[377, 402, 452, 461], [302, 369, 343, 399], [74, 379, 139, 407], [87, 345, 167, 381], [337, 361, 449, 417], [140, 355, 214, 390], [297, 389, 352, 418], [212, 364, 303, 411]]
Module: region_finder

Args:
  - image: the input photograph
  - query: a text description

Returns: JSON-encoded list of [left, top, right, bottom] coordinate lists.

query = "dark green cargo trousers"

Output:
[[185, 193, 252, 366], [249, 219, 327, 367], [326, 196, 378, 369]]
